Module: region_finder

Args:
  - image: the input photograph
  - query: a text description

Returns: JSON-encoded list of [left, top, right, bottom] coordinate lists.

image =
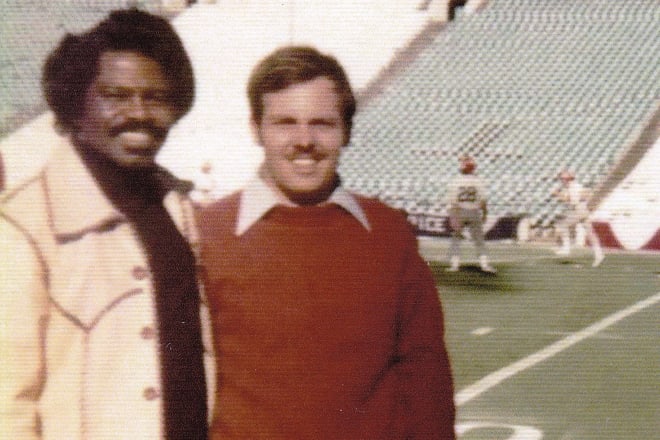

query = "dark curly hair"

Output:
[[247, 46, 356, 144], [42, 8, 194, 132]]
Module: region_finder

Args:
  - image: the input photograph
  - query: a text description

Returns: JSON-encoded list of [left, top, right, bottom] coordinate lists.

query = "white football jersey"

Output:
[[446, 174, 488, 210], [561, 180, 589, 210]]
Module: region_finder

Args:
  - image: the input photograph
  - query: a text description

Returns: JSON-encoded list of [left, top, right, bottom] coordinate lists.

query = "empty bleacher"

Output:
[[340, 0, 660, 236], [1, 0, 658, 242]]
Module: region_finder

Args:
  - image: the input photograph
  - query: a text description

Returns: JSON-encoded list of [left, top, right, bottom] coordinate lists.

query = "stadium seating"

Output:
[[1, 0, 657, 243], [340, 0, 660, 236]]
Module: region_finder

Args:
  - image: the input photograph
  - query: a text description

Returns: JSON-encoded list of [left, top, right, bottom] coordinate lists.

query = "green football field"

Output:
[[419, 238, 660, 440]]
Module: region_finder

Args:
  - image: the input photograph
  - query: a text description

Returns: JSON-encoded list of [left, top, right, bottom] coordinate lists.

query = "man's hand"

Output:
[[449, 215, 461, 232], [480, 201, 488, 222]]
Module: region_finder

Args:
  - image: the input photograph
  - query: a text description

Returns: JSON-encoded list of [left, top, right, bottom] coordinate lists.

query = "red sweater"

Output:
[[197, 193, 455, 439]]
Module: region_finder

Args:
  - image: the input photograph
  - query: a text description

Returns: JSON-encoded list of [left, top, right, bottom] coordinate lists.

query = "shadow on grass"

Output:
[[428, 263, 520, 295]]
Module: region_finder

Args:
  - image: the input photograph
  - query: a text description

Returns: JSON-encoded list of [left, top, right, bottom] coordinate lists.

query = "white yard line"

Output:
[[455, 291, 660, 406]]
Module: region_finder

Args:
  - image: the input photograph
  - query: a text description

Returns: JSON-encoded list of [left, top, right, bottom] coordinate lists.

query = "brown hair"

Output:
[[247, 46, 356, 142]]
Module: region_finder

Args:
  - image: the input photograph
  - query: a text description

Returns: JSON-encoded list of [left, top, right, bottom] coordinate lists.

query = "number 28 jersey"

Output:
[[445, 174, 488, 211]]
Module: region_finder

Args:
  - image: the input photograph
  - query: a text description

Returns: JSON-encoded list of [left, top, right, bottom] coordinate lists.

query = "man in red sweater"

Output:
[[198, 46, 456, 439]]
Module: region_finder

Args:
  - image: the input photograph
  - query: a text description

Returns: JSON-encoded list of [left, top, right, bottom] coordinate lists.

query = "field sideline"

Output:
[[419, 238, 660, 439]]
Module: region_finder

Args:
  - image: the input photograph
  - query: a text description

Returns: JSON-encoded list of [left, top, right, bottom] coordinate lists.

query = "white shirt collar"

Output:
[[235, 176, 371, 236]]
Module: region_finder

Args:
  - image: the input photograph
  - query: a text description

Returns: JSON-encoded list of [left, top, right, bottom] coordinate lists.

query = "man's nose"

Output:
[[125, 95, 150, 119], [293, 125, 315, 149]]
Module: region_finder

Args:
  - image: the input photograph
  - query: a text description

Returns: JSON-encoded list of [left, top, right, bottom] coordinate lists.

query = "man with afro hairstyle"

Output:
[[0, 9, 214, 439]]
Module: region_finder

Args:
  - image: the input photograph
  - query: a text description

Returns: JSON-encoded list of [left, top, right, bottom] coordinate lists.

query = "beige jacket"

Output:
[[0, 136, 215, 439]]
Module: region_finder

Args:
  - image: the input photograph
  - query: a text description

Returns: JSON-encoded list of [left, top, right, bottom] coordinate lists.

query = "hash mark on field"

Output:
[[471, 327, 494, 336], [455, 291, 660, 406]]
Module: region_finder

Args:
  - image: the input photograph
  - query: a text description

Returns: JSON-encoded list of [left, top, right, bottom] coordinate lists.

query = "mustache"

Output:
[[289, 143, 327, 160], [109, 121, 168, 140]]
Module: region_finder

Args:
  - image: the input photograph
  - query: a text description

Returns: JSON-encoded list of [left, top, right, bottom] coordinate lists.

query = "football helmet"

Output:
[[559, 170, 575, 182], [459, 155, 476, 174]]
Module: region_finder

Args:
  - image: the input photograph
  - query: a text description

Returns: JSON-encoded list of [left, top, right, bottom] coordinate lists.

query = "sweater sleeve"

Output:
[[0, 215, 48, 440], [395, 227, 456, 439]]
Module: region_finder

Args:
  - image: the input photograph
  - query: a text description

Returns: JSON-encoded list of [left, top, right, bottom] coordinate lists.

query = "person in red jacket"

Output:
[[197, 46, 456, 439]]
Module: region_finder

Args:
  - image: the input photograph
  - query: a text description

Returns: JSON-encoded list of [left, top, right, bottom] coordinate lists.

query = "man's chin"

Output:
[[285, 184, 335, 206], [114, 154, 159, 169], [119, 146, 161, 167]]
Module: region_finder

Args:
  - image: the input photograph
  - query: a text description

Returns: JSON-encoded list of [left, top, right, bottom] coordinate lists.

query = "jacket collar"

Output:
[[43, 135, 123, 241], [235, 175, 371, 236], [43, 134, 191, 242]]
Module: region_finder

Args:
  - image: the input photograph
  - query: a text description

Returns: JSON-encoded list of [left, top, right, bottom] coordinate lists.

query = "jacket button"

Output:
[[132, 266, 149, 280], [140, 326, 156, 339], [143, 387, 160, 401]]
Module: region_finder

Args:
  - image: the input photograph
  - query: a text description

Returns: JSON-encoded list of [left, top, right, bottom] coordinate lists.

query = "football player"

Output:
[[553, 170, 605, 267], [445, 155, 496, 273]]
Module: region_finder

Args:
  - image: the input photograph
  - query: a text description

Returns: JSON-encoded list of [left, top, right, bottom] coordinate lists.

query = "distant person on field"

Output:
[[445, 154, 496, 273], [197, 45, 456, 439], [0, 9, 214, 439], [552, 170, 604, 267]]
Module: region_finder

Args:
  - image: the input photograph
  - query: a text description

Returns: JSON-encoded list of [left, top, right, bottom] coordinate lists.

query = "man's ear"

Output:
[[342, 127, 351, 148], [342, 135, 350, 148], [249, 118, 261, 146]]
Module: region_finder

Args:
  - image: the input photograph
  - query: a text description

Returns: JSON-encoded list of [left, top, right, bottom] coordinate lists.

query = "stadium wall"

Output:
[[408, 213, 522, 241], [592, 106, 660, 251]]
